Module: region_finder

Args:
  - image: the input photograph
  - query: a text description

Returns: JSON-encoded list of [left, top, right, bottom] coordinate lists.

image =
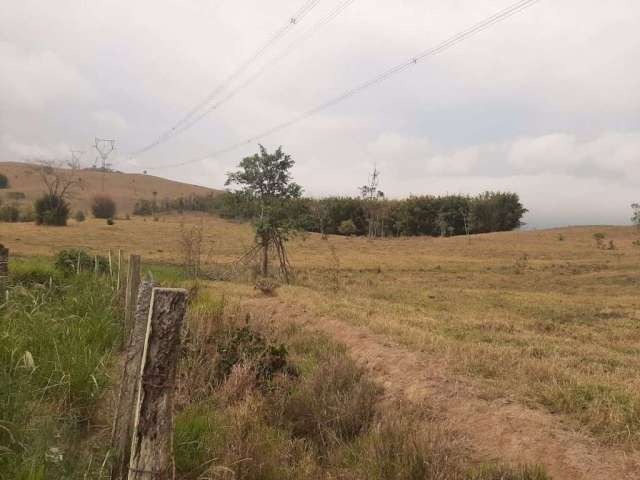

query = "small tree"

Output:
[[360, 166, 384, 238], [91, 194, 116, 218], [631, 203, 640, 229], [0, 174, 8, 189], [35, 194, 70, 226], [225, 145, 302, 281], [33, 161, 79, 226]]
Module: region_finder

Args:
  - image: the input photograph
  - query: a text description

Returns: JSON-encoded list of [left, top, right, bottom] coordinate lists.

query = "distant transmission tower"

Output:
[[93, 138, 115, 191], [68, 149, 85, 170]]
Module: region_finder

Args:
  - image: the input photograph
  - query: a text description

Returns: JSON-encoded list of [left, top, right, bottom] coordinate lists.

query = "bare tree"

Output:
[[178, 220, 206, 280], [360, 166, 385, 239], [34, 160, 82, 199], [31, 160, 82, 226]]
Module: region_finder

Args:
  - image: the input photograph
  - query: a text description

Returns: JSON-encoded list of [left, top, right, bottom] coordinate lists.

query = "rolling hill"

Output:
[[0, 161, 220, 215]]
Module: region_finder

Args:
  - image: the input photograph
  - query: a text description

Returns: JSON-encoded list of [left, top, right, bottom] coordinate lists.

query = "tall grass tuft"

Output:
[[0, 261, 120, 478]]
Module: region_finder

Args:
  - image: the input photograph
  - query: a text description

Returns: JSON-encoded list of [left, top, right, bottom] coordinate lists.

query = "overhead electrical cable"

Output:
[[129, 0, 322, 156], [160, 0, 357, 141], [141, 0, 541, 170]]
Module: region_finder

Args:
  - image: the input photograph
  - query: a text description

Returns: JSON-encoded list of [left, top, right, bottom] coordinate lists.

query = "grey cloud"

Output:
[[1, 0, 639, 227]]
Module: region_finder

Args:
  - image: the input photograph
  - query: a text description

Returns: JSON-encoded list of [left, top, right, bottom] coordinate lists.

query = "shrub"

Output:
[[215, 325, 292, 385], [10, 259, 62, 287], [338, 219, 356, 236], [54, 249, 108, 275], [74, 210, 86, 222], [107, 218, 115, 225], [5, 191, 25, 200], [0, 205, 20, 222], [19, 205, 35, 222], [353, 413, 462, 480], [281, 349, 380, 450], [0, 173, 8, 189], [34, 193, 70, 226], [91, 194, 116, 219]]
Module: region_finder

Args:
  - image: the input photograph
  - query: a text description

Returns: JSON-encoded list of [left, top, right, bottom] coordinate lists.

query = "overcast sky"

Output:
[[1, 0, 638, 228]]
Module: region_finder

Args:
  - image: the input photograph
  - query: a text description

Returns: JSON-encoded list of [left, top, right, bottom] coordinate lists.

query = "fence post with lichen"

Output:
[[110, 279, 157, 480], [0, 245, 8, 299], [127, 288, 188, 480], [124, 255, 141, 340]]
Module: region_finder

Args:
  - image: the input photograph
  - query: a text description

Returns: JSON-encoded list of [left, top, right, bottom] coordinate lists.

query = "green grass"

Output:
[[0, 258, 121, 479]]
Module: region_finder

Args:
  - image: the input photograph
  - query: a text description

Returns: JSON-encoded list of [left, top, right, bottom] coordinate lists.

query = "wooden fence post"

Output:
[[124, 255, 141, 339], [128, 288, 188, 480], [0, 244, 8, 299], [110, 280, 157, 480], [117, 249, 123, 292], [109, 249, 114, 279]]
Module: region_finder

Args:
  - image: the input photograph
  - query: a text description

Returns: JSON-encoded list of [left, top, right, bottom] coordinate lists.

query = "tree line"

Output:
[[135, 190, 527, 237]]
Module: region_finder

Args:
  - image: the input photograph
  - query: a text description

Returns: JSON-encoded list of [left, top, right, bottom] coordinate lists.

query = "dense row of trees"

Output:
[[134, 189, 527, 237]]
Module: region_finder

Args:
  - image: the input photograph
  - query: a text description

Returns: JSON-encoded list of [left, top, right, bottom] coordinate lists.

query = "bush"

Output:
[[5, 191, 25, 200], [281, 348, 380, 450], [0, 205, 20, 222], [107, 218, 115, 225], [74, 210, 86, 222], [9, 258, 62, 287], [216, 325, 292, 385], [92, 195, 115, 219], [91, 194, 116, 219], [338, 219, 357, 236], [19, 205, 35, 222], [0, 174, 8, 189], [54, 249, 108, 275], [34, 193, 70, 226]]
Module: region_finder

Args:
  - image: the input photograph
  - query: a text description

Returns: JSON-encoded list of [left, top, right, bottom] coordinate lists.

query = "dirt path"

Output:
[[245, 296, 640, 480]]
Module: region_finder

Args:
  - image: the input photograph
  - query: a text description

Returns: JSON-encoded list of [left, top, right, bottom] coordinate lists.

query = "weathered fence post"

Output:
[[0, 245, 8, 299], [127, 288, 188, 480], [110, 280, 157, 480], [94, 255, 99, 276], [124, 255, 141, 339], [109, 249, 114, 279], [117, 249, 123, 292]]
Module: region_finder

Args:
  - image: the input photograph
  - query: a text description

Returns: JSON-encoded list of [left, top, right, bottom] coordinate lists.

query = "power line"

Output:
[[159, 0, 357, 142], [143, 0, 541, 171], [129, 0, 322, 156]]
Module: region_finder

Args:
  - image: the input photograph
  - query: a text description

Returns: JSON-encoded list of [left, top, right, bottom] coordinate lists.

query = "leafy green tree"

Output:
[[225, 145, 303, 280]]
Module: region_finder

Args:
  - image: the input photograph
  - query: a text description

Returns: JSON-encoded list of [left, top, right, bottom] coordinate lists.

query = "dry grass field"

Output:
[[0, 161, 218, 214], [2, 213, 639, 478]]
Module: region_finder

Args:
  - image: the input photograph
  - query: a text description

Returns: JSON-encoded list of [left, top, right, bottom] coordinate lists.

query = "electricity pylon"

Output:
[[94, 138, 115, 191]]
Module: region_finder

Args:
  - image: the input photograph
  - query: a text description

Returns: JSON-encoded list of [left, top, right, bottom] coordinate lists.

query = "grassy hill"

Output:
[[0, 161, 220, 215]]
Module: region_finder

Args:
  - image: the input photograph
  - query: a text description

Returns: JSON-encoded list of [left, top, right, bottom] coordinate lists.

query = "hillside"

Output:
[[0, 161, 220, 215]]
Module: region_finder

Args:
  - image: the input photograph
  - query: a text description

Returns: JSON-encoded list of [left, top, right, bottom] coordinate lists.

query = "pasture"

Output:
[[1, 213, 639, 478]]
